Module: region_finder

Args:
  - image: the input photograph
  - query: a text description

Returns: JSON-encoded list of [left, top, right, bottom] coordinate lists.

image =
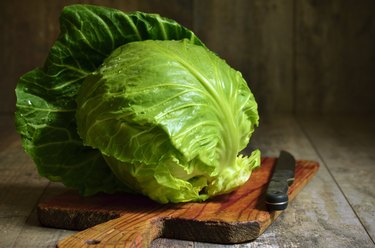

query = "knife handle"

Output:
[[265, 170, 294, 211]]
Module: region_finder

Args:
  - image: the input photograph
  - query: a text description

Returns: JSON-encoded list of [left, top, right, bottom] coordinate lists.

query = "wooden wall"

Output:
[[1, 0, 374, 114]]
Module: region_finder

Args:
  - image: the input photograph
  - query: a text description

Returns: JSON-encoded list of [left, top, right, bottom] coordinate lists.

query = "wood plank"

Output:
[[295, 0, 375, 113], [10, 182, 76, 248], [0, 114, 73, 247], [11, 209, 74, 248], [0, 128, 50, 247], [38, 159, 318, 246], [245, 115, 374, 247], [152, 238, 194, 248], [0, 115, 19, 151], [0, 217, 27, 248], [193, 0, 294, 114], [0, 0, 52, 114], [298, 114, 375, 243], [3, 111, 374, 247], [15, 114, 372, 248], [3, 0, 375, 115]]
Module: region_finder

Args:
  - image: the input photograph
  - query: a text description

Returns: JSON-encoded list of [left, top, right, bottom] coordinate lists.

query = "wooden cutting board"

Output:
[[37, 158, 319, 247]]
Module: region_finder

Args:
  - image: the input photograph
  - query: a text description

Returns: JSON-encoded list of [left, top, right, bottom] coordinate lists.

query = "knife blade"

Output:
[[265, 150, 296, 211]]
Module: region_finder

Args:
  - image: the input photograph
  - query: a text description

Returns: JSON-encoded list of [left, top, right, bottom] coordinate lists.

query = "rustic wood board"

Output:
[[299, 115, 375, 241], [37, 158, 319, 247]]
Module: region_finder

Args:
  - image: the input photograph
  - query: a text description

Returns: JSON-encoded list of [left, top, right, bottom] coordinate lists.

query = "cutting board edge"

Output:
[[37, 205, 122, 230], [160, 216, 263, 244]]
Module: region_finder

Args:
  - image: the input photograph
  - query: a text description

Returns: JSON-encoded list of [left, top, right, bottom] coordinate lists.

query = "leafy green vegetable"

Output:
[[15, 4, 260, 203]]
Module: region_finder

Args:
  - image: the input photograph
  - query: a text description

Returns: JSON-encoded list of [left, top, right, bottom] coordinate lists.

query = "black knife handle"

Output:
[[265, 170, 293, 211]]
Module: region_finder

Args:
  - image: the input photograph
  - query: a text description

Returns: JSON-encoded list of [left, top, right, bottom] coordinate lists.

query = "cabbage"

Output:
[[15, 4, 260, 203]]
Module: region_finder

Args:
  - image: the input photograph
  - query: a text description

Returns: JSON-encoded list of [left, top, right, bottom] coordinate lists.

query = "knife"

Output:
[[265, 150, 296, 211]]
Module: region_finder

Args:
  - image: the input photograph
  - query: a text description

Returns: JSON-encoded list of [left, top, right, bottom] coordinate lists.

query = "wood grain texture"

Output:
[[0, 118, 49, 247], [2, 1, 374, 114], [8, 182, 76, 248], [0, 115, 75, 247], [295, 0, 375, 113], [193, 0, 294, 114], [44, 159, 319, 247], [1, 114, 374, 247], [298, 114, 375, 242], [0, 0, 51, 114], [248, 115, 375, 247], [0, 115, 18, 151]]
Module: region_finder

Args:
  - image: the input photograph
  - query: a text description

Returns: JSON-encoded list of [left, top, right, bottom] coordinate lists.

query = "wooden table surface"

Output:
[[1, 113, 374, 248]]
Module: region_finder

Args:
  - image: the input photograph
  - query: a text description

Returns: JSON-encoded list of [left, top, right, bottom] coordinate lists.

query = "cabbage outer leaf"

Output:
[[15, 4, 203, 195]]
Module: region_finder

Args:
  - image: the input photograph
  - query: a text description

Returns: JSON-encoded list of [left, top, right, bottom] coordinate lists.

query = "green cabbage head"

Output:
[[15, 4, 260, 203]]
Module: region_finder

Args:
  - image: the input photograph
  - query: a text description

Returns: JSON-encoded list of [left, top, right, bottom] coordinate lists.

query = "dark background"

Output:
[[1, 0, 374, 115]]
